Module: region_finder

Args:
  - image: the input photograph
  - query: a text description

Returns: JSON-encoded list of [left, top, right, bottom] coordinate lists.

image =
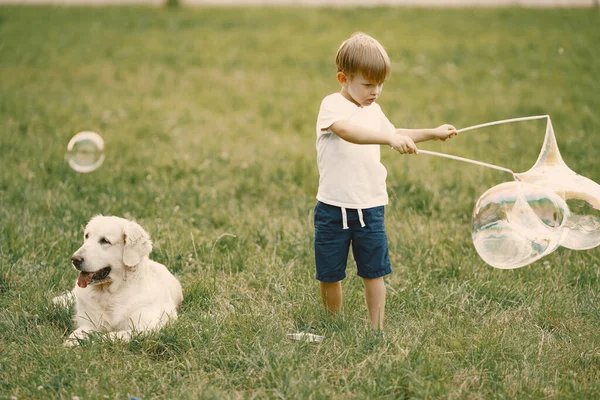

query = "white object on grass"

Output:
[[287, 333, 324, 343]]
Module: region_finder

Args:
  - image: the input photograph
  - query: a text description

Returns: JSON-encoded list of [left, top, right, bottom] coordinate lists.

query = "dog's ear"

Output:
[[122, 221, 152, 267]]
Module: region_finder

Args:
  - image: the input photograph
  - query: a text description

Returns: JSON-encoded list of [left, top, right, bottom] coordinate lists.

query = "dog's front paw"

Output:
[[64, 337, 80, 347], [107, 330, 133, 342], [64, 329, 89, 347]]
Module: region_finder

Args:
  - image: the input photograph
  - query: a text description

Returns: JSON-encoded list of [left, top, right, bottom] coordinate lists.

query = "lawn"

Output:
[[1, 4, 599, 399]]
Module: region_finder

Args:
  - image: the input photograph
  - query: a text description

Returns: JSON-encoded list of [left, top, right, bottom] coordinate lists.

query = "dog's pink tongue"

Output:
[[77, 272, 93, 288]]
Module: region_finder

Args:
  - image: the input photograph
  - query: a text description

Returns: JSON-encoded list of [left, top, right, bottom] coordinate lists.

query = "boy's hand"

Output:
[[434, 124, 458, 141], [390, 134, 417, 154]]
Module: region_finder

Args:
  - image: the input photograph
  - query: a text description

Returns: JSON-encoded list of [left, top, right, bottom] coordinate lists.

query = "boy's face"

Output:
[[337, 72, 384, 108]]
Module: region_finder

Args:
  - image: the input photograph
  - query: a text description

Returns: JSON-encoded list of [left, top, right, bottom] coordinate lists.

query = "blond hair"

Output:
[[335, 32, 391, 83]]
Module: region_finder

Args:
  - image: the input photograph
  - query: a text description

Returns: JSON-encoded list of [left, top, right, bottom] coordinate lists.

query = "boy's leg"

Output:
[[350, 206, 391, 332], [320, 281, 342, 315], [314, 201, 351, 315], [362, 276, 386, 331]]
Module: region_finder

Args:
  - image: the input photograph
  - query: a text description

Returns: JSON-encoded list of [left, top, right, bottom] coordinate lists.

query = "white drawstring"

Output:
[[341, 207, 349, 230], [341, 207, 366, 229], [358, 208, 366, 228]]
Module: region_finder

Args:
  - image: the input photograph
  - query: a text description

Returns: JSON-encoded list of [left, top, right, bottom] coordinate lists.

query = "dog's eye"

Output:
[[99, 237, 111, 245], [85, 233, 89, 239]]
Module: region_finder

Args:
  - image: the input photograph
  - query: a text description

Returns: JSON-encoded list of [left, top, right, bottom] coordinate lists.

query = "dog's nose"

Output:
[[72, 255, 84, 270]]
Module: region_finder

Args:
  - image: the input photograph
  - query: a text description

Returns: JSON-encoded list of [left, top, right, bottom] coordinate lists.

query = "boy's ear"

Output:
[[337, 72, 348, 87]]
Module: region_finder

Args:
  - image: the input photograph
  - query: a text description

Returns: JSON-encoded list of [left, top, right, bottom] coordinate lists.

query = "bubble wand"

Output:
[[416, 149, 516, 178], [415, 115, 550, 180]]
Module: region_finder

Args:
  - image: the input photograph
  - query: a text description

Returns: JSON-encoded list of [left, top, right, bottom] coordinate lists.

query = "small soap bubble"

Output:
[[472, 181, 569, 269], [65, 131, 105, 173]]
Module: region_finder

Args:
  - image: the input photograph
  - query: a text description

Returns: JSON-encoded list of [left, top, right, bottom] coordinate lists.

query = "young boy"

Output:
[[314, 32, 457, 334]]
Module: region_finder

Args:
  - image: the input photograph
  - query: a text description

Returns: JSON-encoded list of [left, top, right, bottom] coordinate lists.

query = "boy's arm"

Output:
[[396, 124, 458, 143], [328, 120, 417, 154]]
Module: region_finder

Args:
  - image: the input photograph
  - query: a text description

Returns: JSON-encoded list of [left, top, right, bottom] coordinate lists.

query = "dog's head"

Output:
[[72, 215, 153, 289]]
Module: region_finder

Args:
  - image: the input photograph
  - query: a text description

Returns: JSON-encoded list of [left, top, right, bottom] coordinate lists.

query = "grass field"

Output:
[[1, 4, 600, 399]]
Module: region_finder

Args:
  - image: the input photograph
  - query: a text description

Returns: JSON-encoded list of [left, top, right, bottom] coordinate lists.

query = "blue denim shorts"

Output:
[[314, 201, 392, 282]]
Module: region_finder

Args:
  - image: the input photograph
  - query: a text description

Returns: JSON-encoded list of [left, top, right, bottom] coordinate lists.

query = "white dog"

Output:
[[56, 215, 183, 346]]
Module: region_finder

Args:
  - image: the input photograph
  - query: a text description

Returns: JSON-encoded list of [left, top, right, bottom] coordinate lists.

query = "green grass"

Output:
[[1, 4, 600, 399]]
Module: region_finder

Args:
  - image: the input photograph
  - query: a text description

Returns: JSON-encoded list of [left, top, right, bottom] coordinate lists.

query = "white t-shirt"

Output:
[[315, 92, 396, 209]]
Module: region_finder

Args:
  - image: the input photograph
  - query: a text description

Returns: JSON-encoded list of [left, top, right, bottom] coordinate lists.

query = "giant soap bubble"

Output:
[[514, 118, 600, 250], [418, 115, 600, 269], [472, 181, 569, 269], [66, 131, 105, 173]]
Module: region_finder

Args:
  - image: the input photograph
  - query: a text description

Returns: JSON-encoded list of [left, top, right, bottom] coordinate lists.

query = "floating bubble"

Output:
[[472, 181, 570, 269], [515, 117, 600, 250], [65, 131, 105, 173]]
